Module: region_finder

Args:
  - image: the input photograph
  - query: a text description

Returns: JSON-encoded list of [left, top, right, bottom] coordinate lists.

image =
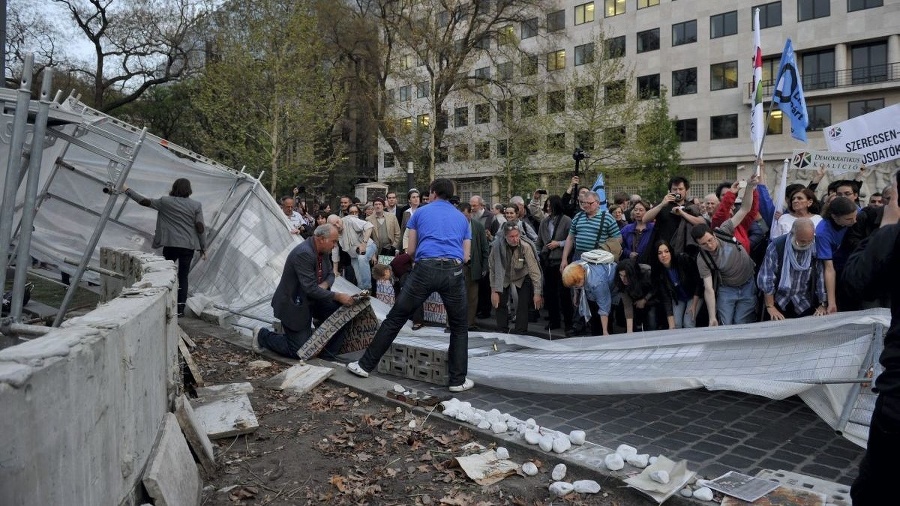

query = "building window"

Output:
[[416, 81, 429, 98], [521, 54, 538, 76], [754, 2, 782, 28], [603, 126, 626, 149], [417, 114, 430, 128], [605, 35, 625, 58], [436, 145, 448, 163], [637, 28, 660, 53], [454, 144, 469, 161], [521, 95, 537, 117], [638, 0, 660, 9], [399, 54, 414, 70], [497, 100, 513, 122], [454, 106, 468, 127], [474, 34, 491, 50], [848, 0, 883, 12], [767, 110, 783, 135], [801, 50, 835, 90], [851, 41, 888, 84], [675, 118, 698, 142], [761, 57, 779, 86], [637, 74, 660, 99], [475, 103, 491, 124], [672, 20, 697, 46], [398, 85, 411, 101], [547, 9, 565, 32], [575, 43, 594, 65], [497, 139, 509, 157], [547, 49, 566, 71], [672, 68, 697, 96], [710, 61, 738, 90], [474, 66, 491, 82], [849, 98, 884, 118], [710, 11, 738, 38], [497, 62, 513, 81], [711, 115, 739, 139], [499, 25, 516, 45], [547, 133, 567, 151], [798, 0, 830, 20], [547, 90, 566, 114], [384, 152, 395, 168], [575, 130, 595, 150], [575, 2, 595, 25], [605, 80, 626, 105], [605, 0, 625, 17], [475, 142, 491, 160], [521, 17, 538, 39], [399, 117, 413, 134], [575, 85, 594, 109], [807, 104, 831, 130]]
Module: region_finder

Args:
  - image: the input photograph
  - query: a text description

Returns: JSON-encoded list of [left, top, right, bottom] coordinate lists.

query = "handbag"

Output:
[[592, 211, 622, 260]]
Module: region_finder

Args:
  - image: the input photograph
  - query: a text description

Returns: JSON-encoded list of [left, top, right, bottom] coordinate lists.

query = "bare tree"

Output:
[[51, 0, 211, 111], [6, 0, 67, 83]]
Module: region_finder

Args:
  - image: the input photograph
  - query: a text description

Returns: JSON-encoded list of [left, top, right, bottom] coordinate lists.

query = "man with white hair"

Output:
[[469, 195, 495, 236], [702, 193, 720, 223], [757, 217, 827, 320]]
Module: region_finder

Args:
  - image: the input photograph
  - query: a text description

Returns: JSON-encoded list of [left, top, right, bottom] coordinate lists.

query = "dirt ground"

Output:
[[187, 331, 659, 506]]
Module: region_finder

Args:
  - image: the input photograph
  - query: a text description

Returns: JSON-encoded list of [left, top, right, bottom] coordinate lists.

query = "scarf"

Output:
[[777, 233, 813, 297]]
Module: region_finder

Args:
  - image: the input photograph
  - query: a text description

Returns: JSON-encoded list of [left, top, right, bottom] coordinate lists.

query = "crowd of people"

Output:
[[270, 163, 893, 340]]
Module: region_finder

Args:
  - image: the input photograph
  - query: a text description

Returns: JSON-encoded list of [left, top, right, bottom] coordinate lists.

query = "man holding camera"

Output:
[[642, 176, 706, 254]]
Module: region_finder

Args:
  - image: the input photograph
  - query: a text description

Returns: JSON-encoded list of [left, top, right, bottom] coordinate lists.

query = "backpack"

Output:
[[581, 249, 616, 265]]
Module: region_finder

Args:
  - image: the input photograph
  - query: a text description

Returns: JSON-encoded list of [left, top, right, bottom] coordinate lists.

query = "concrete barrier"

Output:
[[0, 247, 180, 505]]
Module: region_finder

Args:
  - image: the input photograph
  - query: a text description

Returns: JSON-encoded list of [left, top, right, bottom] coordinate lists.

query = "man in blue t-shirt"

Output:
[[348, 179, 475, 392]]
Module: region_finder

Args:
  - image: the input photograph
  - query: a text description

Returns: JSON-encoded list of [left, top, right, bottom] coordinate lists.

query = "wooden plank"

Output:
[[178, 327, 196, 349], [178, 338, 205, 387]]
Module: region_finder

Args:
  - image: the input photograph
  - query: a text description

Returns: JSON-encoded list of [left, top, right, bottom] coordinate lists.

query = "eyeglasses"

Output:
[[578, 200, 597, 205]]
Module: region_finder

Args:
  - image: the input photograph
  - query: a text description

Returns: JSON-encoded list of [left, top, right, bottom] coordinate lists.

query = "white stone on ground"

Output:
[[680, 487, 694, 497], [524, 431, 541, 445], [626, 453, 649, 468], [477, 420, 491, 430], [573, 480, 601, 494], [393, 384, 405, 393], [521, 462, 539, 476], [616, 444, 638, 459], [549, 481, 574, 497], [693, 487, 714, 501], [495, 447, 509, 459], [552, 463, 567, 480], [552, 436, 571, 453], [539, 434, 554, 452], [604, 453, 625, 471], [491, 422, 507, 434], [650, 470, 670, 484], [649, 456, 658, 465], [507, 420, 518, 431], [568, 430, 586, 445]]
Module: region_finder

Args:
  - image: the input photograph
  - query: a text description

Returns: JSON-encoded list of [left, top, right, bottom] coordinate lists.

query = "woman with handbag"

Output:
[[536, 195, 574, 333]]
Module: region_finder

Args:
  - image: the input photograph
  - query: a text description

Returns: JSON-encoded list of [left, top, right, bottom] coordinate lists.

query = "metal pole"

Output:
[[406, 162, 414, 190], [53, 127, 148, 327], [0, 54, 34, 299], [11, 68, 53, 320]]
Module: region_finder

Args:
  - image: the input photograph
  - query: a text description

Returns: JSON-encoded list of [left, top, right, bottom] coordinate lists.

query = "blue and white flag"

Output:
[[591, 173, 608, 212], [772, 38, 809, 143]]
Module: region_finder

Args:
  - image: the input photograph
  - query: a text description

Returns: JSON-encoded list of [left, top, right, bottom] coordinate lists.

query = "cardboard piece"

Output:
[[624, 456, 695, 504], [453, 449, 520, 485]]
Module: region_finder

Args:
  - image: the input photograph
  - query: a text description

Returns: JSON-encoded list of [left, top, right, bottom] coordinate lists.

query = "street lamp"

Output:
[[406, 161, 414, 190]]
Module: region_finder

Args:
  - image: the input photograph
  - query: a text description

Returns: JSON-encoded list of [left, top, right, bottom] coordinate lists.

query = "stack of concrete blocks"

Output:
[[377, 343, 448, 385], [0, 247, 195, 505]]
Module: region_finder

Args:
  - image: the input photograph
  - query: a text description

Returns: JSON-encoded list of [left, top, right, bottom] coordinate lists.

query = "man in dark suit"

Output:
[[253, 223, 356, 359]]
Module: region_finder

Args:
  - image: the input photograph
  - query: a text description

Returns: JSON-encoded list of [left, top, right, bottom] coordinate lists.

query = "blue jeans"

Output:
[[358, 258, 468, 386], [350, 242, 377, 290], [672, 298, 701, 328], [717, 278, 757, 325], [257, 298, 346, 359]]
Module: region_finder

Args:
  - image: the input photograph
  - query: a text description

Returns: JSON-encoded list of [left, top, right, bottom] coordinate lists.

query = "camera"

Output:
[[671, 193, 683, 202], [572, 148, 586, 161], [536, 189, 548, 195]]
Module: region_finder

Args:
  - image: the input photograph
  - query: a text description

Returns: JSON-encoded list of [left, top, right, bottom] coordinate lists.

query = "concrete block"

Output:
[[142, 413, 201, 506], [199, 307, 229, 327], [195, 382, 253, 399], [174, 395, 217, 475], [264, 363, 333, 394], [192, 393, 259, 439]]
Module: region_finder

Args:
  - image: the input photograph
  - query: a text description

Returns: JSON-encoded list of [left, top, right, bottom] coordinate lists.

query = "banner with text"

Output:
[[825, 103, 900, 165], [790, 150, 864, 175]]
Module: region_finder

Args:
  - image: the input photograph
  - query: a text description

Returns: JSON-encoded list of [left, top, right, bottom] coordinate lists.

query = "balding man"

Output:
[[702, 194, 719, 223], [757, 218, 827, 320], [469, 195, 495, 237]]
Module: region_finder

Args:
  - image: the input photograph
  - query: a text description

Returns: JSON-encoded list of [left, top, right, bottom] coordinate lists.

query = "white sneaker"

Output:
[[448, 378, 474, 392], [251, 327, 264, 352], [347, 361, 369, 378]]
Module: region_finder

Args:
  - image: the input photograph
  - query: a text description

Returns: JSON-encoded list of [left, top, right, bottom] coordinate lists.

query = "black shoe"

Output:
[[476, 312, 491, 319], [319, 351, 350, 364], [469, 325, 481, 331], [544, 323, 561, 330]]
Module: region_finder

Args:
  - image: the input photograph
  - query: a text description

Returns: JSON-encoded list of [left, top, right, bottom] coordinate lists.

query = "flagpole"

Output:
[[756, 99, 779, 164]]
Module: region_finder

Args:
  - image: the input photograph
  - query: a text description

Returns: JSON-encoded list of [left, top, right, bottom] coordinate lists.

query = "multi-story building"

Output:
[[378, 0, 899, 203]]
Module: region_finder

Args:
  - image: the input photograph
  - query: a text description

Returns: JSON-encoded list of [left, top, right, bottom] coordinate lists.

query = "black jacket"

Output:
[[271, 237, 335, 332]]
